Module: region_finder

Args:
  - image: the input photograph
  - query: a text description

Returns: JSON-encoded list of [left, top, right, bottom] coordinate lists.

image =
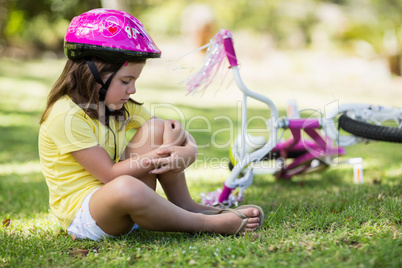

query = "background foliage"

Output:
[[1, 0, 402, 73]]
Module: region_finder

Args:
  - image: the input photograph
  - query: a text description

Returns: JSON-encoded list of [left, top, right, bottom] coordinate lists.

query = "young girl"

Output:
[[39, 8, 264, 241]]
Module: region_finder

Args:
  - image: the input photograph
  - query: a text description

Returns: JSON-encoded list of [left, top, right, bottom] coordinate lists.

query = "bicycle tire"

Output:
[[338, 113, 402, 143]]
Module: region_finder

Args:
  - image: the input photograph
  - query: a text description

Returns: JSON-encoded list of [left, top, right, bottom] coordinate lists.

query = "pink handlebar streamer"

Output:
[[184, 29, 235, 95]]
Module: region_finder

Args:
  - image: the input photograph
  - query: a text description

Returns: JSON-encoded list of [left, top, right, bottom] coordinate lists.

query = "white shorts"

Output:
[[66, 188, 139, 241]]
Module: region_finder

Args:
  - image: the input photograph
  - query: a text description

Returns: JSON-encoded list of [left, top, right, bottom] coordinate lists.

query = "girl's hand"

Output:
[[148, 133, 198, 174], [147, 147, 192, 174], [162, 120, 186, 147]]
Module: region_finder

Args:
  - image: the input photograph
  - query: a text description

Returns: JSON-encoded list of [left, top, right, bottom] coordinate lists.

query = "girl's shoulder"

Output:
[[43, 96, 87, 125], [53, 95, 72, 108]]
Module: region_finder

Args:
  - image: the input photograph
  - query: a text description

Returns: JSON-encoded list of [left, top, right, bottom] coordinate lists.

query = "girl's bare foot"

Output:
[[207, 205, 264, 235]]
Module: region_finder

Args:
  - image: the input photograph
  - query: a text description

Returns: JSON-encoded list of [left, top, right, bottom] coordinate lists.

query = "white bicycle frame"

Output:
[[186, 29, 402, 206], [228, 76, 401, 192], [224, 65, 280, 189]]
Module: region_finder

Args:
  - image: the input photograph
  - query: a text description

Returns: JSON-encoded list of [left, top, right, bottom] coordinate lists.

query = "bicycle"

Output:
[[183, 29, 402, 207]]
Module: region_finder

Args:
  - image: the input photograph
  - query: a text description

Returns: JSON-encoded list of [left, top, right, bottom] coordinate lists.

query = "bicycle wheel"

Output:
[[338, 113, 402, 143]]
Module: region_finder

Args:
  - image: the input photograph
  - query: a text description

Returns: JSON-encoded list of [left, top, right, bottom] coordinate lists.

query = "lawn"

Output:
[[0, 57, 401, 267]]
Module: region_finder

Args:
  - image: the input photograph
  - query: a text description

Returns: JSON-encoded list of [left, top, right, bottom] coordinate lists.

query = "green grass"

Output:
[[0, 58, 401, 267]]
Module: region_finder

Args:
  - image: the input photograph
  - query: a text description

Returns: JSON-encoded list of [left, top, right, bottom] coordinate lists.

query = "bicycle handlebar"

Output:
[[223, 36, 239, 68], [219, 30, 280, 192]]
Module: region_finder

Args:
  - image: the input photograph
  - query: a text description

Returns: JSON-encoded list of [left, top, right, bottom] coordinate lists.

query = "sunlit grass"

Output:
[[1, 58, 401, 267], [0, 161, 41, 176]]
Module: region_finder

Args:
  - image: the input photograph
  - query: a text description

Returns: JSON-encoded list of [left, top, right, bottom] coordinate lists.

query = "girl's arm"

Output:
[[71, 118, 196, 183], [71, 145, 161, 184]]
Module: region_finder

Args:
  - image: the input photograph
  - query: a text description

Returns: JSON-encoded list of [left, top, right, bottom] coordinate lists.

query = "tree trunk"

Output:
[[388, 54, 402, 76]]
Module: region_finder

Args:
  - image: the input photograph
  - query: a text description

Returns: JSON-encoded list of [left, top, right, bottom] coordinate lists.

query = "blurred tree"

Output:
[[341, 0, 402, 75], [142, 0, 319, 48], [0, 0, 401, 66], [372, 0, 402, 75], [181, 4, 215, 50], [0, 0, 101, 57]]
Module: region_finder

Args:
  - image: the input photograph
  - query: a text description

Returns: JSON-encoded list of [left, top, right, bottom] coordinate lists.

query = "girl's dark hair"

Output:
[[40, 57, 146, 125]]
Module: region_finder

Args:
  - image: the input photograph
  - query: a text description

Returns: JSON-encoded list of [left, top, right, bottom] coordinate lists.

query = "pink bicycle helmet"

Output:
[[64, 8, 161, 62]]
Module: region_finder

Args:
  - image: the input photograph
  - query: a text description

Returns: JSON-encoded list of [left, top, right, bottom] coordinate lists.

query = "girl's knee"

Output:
[[145, 118, 165, 144], [108, 175, 151, 206], [129, 118, 164, 150]]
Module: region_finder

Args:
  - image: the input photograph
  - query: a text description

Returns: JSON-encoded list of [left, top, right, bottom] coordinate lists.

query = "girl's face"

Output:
[[104, 62, 145, 110]]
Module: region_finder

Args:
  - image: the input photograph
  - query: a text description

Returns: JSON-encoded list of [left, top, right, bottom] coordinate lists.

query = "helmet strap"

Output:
[[85, 59, 124, 102], [85, 59, 123, 161]]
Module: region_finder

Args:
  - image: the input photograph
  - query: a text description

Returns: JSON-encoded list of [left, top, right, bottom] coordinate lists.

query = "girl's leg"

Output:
[[89, 175, 261, 236], [122, 118, 164, 190], [157, 171, 216, 213], [124, 119, 216, 213]]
